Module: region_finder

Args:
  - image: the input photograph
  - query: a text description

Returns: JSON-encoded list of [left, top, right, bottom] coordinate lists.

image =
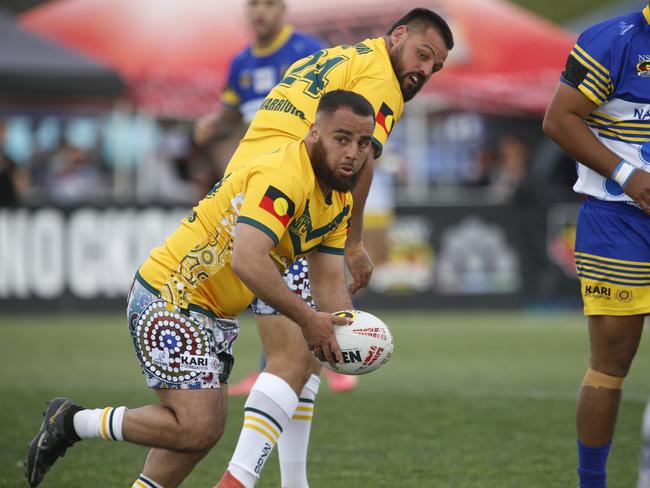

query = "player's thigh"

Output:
[[587, 315, 645, 375], [257, 313, 311, 360], [155, 386, 228, 433]]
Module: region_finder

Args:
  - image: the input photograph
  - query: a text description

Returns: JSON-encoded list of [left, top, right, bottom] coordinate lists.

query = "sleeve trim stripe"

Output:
[[579, 83, 606, 105], [371, 136, 384, 158], [585, 72, 611, 94], [581, 79, 607, 102], [237, 216, 280, 245], [573, 44, 610, 78], [591, 110, 617, 122], [221, 89, 241, 105], [596, 129, 649, 143], [570, 50, 610, 86], [317, 245, 345, 255]]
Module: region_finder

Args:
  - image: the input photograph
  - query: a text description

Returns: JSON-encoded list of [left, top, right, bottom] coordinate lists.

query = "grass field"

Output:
[[1, 310, 649, 487]]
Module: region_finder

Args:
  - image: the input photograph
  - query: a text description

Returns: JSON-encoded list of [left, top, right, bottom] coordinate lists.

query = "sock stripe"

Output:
[[298, 397, 314, 404], [244, 407, 283, 432], [291, 414, 313, 421], [245, 415, 280, 438], [243, 422, 278, 444], [108, 407, 117, 441], [295, 405, 313, 412], [132, 481, 148, 488], [100, 407, 112, 440], [138, 475, 160, 488]]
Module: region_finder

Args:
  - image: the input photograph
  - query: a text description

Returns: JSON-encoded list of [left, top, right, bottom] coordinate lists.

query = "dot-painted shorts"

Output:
[[126, 278, 240, 389], [250, 258, 316, 315]]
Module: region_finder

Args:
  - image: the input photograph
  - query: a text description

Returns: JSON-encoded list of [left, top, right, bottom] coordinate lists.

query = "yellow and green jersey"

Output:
[[227, 37, 404, 171], [138, 140, 352, 318]]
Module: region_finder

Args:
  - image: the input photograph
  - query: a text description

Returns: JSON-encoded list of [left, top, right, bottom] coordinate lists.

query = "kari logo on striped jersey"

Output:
[[259, 186, 295, 227]]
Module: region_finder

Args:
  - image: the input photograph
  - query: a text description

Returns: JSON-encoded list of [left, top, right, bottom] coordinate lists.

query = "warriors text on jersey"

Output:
[[221, 26, 325, 123], [227, 37, 404, 171], [137, 140, 352, 318], [562, 5, 650, 202]]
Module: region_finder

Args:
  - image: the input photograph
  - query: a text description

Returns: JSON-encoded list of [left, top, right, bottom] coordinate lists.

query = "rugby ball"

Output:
[[322, 310, 393, 375]]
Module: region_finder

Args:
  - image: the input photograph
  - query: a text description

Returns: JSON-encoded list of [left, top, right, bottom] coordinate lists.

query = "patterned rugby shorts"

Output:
[[250, 258, 316, 315], [575, 197, 650, 316], [127, 278, 240, 389]]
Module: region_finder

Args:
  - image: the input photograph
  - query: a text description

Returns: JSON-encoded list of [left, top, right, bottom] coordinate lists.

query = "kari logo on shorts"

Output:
[[259, 186, 295, 227], [585, 285, 611, 299], [179, 354, 218, 373]]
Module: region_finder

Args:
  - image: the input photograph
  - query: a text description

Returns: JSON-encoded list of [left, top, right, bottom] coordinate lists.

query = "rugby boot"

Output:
[[325, 369, 358, 393], [25, 397, 82, 487]]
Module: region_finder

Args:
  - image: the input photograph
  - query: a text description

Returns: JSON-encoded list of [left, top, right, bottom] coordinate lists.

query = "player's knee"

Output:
[[176, 421, 224, 452], [582, 367, 625, 390]]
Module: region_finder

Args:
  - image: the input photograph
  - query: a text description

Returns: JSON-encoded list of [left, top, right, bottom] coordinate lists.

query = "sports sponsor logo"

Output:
[[584, 285, 611, 299], [259, 186, 295, 227], [179, 353, 218, 372], [341, 349, 363, 364], [361, 345, 385, 370], [616, 289, 633, 303], [151, 348, 170, 367], [637, 55, 650, 77], [619, 21, 634, 36], [255, 443, 273, 474]]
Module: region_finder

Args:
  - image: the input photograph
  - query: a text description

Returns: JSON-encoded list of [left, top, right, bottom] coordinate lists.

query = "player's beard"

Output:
[[311, 139, 364, 193], [390, 43, 424, 102]]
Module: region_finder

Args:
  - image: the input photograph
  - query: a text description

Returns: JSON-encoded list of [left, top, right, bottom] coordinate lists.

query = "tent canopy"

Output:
[[20, 0, 575, 116], [0, 10, 124, 99]]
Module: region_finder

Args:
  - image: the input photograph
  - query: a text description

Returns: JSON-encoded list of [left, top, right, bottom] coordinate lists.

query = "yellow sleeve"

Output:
[[318, 194, 353, 255], [348, 77, 402, 157], [237, 167, 303, 245], [221, 87, 241, 108]]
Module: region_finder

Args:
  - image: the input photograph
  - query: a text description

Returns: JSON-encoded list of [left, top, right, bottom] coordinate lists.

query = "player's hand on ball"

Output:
[[300, 311, 350, 367], [345, 241, 373, 294]]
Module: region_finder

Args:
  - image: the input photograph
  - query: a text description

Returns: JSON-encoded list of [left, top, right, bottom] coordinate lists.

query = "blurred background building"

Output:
[[0, 0, 643, 312]]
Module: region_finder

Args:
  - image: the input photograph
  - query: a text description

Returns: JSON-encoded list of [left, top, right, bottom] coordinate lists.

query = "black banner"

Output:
[[0, 204, 581, 311]]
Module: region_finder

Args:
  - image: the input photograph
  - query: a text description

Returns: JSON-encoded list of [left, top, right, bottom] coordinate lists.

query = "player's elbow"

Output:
[[542, 111, 562, 142]]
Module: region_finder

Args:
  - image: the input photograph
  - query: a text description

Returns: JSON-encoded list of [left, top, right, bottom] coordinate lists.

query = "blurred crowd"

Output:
[[0, 111, 546, 208]]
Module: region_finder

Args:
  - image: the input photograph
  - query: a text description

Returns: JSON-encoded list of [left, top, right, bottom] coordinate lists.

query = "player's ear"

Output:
[[390, 25, 408, 46], [306, 124, 320, 143]]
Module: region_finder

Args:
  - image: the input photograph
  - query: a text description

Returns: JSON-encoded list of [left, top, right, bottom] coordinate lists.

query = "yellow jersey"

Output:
[[137, 140, 352, 318], [227, 37, 404, 171]]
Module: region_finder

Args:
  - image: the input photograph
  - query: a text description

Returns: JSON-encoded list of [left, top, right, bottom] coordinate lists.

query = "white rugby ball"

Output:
[[322, 310, 393, 375]]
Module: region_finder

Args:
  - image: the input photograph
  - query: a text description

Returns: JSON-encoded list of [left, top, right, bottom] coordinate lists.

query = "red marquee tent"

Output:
[[21, 0, 576, 118]]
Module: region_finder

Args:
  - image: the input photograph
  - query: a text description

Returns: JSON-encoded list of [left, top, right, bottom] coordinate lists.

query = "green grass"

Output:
[[1, 311, 649, 487]]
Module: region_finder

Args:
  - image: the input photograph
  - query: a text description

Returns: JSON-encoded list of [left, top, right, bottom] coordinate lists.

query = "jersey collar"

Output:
[[644, 5, 650, 27], [252, 25, 294, 57]]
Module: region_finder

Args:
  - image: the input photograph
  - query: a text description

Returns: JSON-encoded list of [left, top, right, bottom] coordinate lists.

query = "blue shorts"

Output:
[[575, 197, 650, 316], [127, 278, 239, 389], [250, 258, 316, 315]]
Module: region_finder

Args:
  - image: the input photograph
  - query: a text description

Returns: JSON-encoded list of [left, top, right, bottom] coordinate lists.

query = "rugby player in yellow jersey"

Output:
[[216, 8, 453, 488], [24, 90, 374, 488]]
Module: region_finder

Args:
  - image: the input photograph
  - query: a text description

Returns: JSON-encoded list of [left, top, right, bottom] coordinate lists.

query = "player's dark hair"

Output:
[[316, 90, 374, 119], [387, 8, 454, 50]]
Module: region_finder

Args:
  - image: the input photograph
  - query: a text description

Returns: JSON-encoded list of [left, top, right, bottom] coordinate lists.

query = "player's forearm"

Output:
[[347, 157, 374, 246], [232, 253, 315, 327]]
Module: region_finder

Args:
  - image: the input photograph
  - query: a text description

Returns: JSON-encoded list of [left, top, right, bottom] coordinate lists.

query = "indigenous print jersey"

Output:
[[138, 140, 352, 318], [222, 26, 325, 123], [227, 37, 404, 170], [562, 5, 650, 202]]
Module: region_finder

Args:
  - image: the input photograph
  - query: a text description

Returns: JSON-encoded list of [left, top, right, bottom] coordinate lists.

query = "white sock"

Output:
[[278, 374, 320, 488], [73, 406, 126, 441], [228, 372, 299, 488], [132, 473, 164, 488]]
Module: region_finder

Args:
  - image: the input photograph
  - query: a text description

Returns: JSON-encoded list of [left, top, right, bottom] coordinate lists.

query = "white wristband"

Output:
[[611, 160, 637, 189]]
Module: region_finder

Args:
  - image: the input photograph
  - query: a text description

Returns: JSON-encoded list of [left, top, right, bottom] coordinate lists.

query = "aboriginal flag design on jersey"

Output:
[[259, 186, 295, 227]]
